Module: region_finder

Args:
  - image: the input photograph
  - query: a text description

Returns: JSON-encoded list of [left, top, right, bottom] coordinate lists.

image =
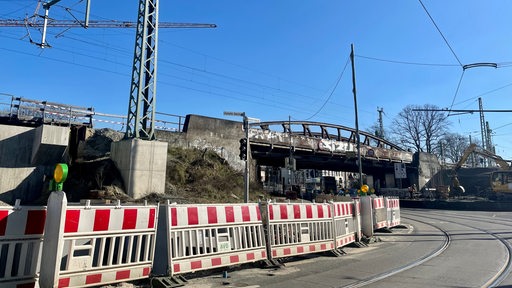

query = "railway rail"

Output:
[[340, 217, 451, 288], [403, 209, 512, 287]]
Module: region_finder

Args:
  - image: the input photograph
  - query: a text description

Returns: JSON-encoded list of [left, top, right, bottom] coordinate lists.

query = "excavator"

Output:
[[451, 143, 512, 199]]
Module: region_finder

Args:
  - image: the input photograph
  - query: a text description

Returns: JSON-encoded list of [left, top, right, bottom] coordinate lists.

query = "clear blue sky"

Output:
[[1, 1, 512, 158]]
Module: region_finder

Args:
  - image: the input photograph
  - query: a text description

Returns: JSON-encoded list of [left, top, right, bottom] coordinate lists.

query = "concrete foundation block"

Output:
[[31, 125, 70, 165], [0, 167, 45, 204], [111, 138, 168, 199], [0, 124, 35, 167]]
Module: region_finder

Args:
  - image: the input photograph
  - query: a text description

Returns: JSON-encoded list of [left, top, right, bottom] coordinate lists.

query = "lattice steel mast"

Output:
[[0, 0, 215, 139], [126, 0, 158, 140]]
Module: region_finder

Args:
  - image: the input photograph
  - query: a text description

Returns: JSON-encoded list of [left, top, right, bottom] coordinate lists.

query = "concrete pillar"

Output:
[[360, 196, 374, 238], [111, 138, 168, 199]]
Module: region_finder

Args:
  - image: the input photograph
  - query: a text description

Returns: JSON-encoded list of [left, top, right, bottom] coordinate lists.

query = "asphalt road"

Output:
[[181, 209, 512, 288]]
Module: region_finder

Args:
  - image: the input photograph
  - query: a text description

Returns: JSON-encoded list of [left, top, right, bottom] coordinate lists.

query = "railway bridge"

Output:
[[0, 95, 436, 202], [248, 120, 413, 173]]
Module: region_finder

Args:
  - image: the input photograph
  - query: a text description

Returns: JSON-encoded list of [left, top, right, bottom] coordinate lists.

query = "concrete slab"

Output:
[[110, 138, 168, 199], [31, 125, 70, 165]]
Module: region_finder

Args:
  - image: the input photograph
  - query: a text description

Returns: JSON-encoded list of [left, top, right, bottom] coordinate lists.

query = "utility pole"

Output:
[[288, 115, 295, 193], [486, 121, 494, 153], [478, 97, 488, 167], [350, 44, 363, 188], [469, 135, 475, 167], [377, 107, 384, 138]]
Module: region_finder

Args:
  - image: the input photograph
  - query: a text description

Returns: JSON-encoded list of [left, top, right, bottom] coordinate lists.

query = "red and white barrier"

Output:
[[385, 197, 401, 228], [332, 201, 357, 248], [39, 192, 158, 288], [0, 200, 46, 288], [360, 196, 390, 237], [372, 197, 387, 229], [153, 202, 267, 276], [262, 202, 334, 260]]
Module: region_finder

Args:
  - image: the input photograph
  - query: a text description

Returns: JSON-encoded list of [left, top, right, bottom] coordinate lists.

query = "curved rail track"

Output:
[[340, 209, 512, 287], [340, 216, 451, 288], [403, 210, 512, 287]]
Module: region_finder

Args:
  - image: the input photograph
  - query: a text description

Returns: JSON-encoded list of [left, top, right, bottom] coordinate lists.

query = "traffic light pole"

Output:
[[243, 116, 250, 203], [225, 111, 258, 203]]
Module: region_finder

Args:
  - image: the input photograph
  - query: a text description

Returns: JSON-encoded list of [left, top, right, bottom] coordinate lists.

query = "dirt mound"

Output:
[[163, 146, 261, 204], [78, 128, 124, 160], [61, 128, 264, 204]]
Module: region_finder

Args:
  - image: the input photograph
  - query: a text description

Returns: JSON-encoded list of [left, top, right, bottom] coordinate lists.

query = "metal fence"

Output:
[[0, 93, 185, 132]]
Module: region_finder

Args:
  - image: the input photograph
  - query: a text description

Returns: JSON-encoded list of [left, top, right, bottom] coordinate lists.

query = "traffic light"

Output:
[[239, 138, 247, 160]]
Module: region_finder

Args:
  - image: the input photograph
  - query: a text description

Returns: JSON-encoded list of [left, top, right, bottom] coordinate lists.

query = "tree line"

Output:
[[370, 104, 482, 165]]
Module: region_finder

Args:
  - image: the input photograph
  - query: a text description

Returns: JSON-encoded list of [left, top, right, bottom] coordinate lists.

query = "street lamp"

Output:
[[224, 111, 259, 203]]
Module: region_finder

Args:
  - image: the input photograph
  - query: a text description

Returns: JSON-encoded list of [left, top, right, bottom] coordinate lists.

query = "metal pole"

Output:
[[350, 44, 363, 188], [244, 113, 250, 203], [41, 7, 50, 47], [85, 0, 91, 27]]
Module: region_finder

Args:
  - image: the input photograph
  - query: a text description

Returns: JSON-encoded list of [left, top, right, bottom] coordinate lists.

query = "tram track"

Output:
[[339, 216, 451, 288], [404, 210, 512, 287]]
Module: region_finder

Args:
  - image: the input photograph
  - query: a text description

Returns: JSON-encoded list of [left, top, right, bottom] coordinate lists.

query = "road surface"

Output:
[[179, 208, 512, 288]]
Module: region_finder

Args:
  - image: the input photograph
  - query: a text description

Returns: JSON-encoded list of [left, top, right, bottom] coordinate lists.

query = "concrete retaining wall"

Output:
[[0, 124, 69, 204], [180, 114, 246, 172]]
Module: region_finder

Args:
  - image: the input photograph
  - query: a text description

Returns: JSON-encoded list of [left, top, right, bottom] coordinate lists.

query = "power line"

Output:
[[304, 56, 350, 121], [448, 70, 465, 115], [0, 34, 348, 122], [418, 0, 463, 67], [356, 54, 459, 67], [159, 39, 327, 94]]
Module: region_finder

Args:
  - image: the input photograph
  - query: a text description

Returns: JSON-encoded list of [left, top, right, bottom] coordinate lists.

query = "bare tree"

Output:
[[391, 104, 449, 153], [434, 133, 469, 164], [391, 106, 423, 152], [422, 104, 450, 153]]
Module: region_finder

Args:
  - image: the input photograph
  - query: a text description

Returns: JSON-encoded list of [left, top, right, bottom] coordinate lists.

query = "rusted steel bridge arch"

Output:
[[252, 121, 403, 151], [248, 120, 413, 172]]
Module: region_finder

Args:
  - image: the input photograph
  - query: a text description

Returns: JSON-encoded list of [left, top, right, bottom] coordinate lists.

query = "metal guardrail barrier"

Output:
[[0, 93, 185, 132]]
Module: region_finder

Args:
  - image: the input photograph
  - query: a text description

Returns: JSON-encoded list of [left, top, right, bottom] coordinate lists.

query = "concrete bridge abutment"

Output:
[[110, 138, 168, 199]]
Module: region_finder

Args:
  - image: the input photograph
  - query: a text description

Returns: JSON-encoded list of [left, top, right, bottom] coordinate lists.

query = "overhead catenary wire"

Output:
[[2, 1, 509, 131], [356, 54, 459, 67], [448, 70, 465, 116], [304, 56, 350, 121], [418, 0, 463, 67], [0, 33, 350, 123]]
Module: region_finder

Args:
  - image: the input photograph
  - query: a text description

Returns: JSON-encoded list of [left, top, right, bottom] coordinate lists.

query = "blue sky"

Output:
[[1, 1, 512, 158]]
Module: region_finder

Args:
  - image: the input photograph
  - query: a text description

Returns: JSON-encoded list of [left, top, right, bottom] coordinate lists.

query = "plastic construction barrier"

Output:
[[39, 191, 158, 288], [372, 197, 387, 230], [153, 202, 267, 277], [353, 199, 362, 241], [0, 200, 46, 288], [385, 197, 401, 228], [261, 202, 334, 261], [360, 196, 387, 237], [332, 201, 357, 248]]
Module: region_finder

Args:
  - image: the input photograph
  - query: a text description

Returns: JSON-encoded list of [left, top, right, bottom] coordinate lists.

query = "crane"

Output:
[[0, 0, 215, 140]]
